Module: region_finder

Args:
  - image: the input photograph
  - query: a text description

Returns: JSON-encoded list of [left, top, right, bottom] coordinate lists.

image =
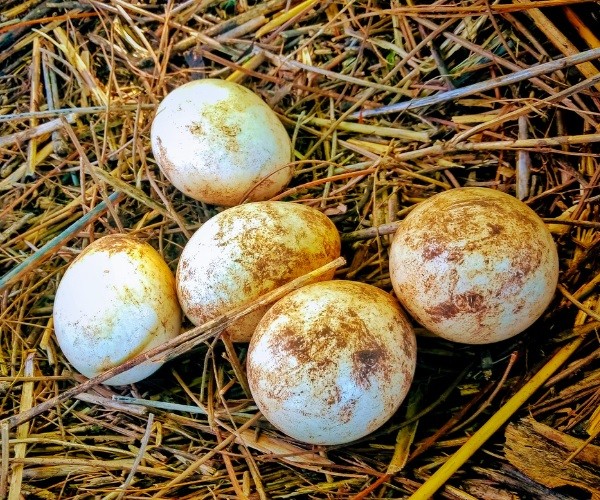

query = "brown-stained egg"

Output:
[[53, 235, 182, 385], [389, 187, 559, 344], [150, 79, 292, 207], [247, 280, 417, 445], [176, 201, 341, 342]]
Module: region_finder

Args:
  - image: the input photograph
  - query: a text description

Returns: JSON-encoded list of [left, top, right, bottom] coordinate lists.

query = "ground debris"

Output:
[[505, 417, 600, 498]]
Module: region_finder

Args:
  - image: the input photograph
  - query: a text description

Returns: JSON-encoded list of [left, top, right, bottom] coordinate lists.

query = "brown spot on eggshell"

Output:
[[423, 243, 444, 260], [352, 347, 390, 390], [339, 399, 358, 424], [154, 138, 176, 183], [426, 292, 485, 320]]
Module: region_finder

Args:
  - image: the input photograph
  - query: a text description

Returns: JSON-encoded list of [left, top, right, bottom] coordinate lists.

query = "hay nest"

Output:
[[1, 1, 599, 498]]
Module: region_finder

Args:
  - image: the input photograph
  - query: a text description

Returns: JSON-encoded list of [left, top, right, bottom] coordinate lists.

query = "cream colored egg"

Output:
[[247, 280, 417, 445], [176, 201, 341, 342], [389, 187, 559, 344], [151, 78, 292, 207], [53, 235, 182, 385]]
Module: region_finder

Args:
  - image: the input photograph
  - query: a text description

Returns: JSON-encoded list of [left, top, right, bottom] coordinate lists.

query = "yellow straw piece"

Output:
[[255, 0, 318, 39], [307, 116, 431, 143], [226, 52, 267, 84]]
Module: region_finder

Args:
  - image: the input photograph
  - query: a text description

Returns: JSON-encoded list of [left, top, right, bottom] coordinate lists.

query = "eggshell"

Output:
[[389, 187, 559, 344], [247, 280, 417, 445], [151, 78, 292, 206], [176, 201, 341, 342], [53, 235, 182, 385]]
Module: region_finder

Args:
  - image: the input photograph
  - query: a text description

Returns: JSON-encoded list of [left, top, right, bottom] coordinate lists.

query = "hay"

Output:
[[1, 1, 599, 498]]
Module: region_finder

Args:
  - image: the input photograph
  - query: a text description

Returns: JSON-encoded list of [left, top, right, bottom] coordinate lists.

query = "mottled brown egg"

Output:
[[389, 187, 559, 344], [53, 235, 182, 385], [151, 78, 292, 207], [247, 280, 417, 445], [176, 201, 341, 342]]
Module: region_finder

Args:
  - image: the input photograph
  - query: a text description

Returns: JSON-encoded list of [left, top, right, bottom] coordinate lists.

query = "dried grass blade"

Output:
[[305, 117, 431, 143]]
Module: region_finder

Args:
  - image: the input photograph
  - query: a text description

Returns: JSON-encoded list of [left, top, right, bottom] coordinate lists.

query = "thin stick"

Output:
[[113, 413, 155, 499], [255, 0, 318, 38], [395, 132, 600, 162], [112, 396, 210, 416], [516, 116, 531, 200], [0, 213, 34, 244], [0, 104, 155, 122], [351, 47, 600, 118], [263, 50, 414, 97], [342, 221, 401, 242], [305, 116, 431, 142], [41, 42, 69, 155], [0, 257, 345, 431], [407, 334, 589, 500], [25, 37, 41, 178], [0, 191, 124, 294], [0, 423, 9, 498], [0, 112, 78, 148], [515, 0, 600, 91], [557, 284, 600, 322], [564, 6, 600, 50]]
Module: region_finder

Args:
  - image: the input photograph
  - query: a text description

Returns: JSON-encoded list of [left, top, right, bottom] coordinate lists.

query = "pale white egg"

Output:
[[247, 280, 417, 445], [53, 235, 182, 385], [151, 78, 292, 207], [389, 187, 559, 344], [176, 201, 341, 343]]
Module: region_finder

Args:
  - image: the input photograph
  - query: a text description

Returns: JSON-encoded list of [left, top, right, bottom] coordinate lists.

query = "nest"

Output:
[[1, 1, 599, 498]]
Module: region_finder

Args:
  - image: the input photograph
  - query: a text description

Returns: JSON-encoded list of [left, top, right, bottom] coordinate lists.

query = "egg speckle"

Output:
[[389, 187, 559, 344], [151, 79, 292, 206], [53, 235, 182, 385], [176, 201, 341, 342], [247, 280, 417, 445]]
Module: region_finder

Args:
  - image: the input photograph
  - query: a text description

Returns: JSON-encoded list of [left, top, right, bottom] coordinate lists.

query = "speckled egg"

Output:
[[389, 187, 559, 344], [247, 280, 417, 445], [176, 201, 341, 342], [53, 235, 182, 385], [151, 78, 292, 206]]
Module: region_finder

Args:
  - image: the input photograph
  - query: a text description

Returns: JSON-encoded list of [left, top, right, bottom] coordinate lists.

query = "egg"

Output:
[[150, 78, 292, 207], [53, 235, 182, 385], [247, 280, 417, 445], [176, 201, 341, 343], [389, 187, 559, 344]]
